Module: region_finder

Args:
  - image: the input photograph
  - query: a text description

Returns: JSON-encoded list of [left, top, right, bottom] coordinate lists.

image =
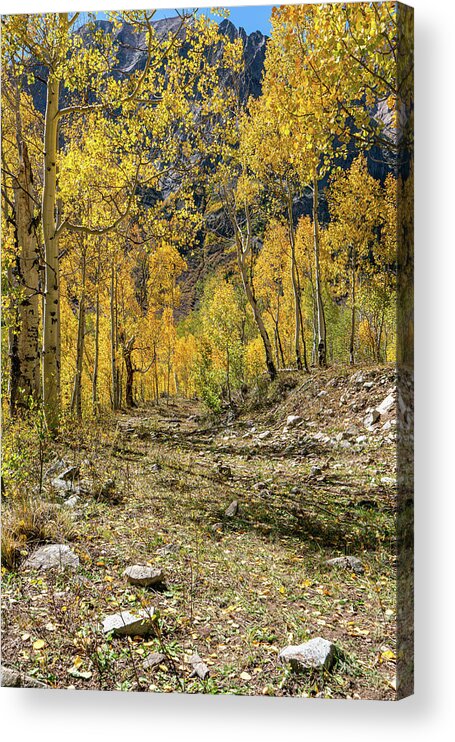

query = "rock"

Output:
[[1, 665, 47, 688], [143, 652, 166, 670], [257, 430, 271, 440], [51, 477, 75, 494], [351, 371, 364, 386], [364, 410, 380, 427], [286, 414, 302, 428], [123, 565, 164, 587], [326, 555, 365, 575], [102, 608, 158, 636], [188, 652, 209, 680], [317, 390, 327, 398], [59, 465, 80, 481], [356, 435, 367, 444], [377, 390, 396, 416], [24, 544, 79, 570], [278, 637, 336, 671], [310, 466, 322, 477], [363, 381, 374, 389], [64, 495, 80, 508], [225, 500, 239, 517]]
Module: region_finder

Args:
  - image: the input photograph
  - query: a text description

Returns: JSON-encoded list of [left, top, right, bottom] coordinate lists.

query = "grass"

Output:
[[1, 364, 399, 698]]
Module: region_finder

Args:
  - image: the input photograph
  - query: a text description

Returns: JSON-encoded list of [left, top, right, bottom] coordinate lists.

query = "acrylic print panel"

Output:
[[1, 3, 413, 700]]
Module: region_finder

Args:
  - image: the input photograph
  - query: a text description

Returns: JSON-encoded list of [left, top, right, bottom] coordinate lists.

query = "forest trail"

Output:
[[2, 366, 399, 698]]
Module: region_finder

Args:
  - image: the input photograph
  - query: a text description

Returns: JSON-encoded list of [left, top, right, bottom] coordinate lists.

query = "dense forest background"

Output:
[[1, 4, 413, 429]]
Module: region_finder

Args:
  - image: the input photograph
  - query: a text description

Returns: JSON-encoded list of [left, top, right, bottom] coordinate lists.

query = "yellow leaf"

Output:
[[72, 655, 83, 668], [33, 639, 45, 650], [240, 671, 251, 681]]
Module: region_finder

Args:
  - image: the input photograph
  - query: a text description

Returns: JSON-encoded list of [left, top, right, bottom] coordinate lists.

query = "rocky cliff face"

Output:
[[80, 16, 268, 102]]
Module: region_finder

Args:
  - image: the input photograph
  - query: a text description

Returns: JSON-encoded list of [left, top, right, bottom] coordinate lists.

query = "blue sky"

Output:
[[93, 6, 274, 36], [164, 6, 275, 35]]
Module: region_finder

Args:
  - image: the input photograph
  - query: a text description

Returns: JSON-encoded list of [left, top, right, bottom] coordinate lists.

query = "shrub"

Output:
[[1, 497, 76, 569]]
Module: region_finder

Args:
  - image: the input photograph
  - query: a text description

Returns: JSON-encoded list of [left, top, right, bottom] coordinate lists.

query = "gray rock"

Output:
[[58, 465, 80, 481], [225, 500, 239, 517], [102, 608, 158, 636], [356, 435, 367, 444], [351, 372, 364, 386], [64, 495, 80, 508], [143, 652, 166, 670], [364, 410, 380, 427], [279, 637, 336, 671], [188, 652, 210, 680], [257, 430, 271, 440], [24, 544, 79, 570], [123, 565, 164, 587], [45, 458, 66, 476], [286, 415, 302, 428], [326, 555, 365, 575], [1, 665, 47, 688], [51, 477, 75, 494], [377, 391, 396, 416]]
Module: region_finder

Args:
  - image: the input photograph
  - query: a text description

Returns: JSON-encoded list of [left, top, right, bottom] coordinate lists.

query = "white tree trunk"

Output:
[[10, 138, 41, 411], [41, 72, 60, 431], [313, 174, 327, 367]]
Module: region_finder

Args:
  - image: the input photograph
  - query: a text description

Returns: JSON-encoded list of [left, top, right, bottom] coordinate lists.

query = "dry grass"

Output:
[[1, 365, 400, 698], [1, 497, 76, 569]]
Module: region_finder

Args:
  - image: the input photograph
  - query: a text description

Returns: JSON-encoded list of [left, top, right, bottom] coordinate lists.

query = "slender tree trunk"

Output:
[[313, 174, 327, 368], [294, 261, 310, 373], [41, 72, 61, 432], [154, 349, 159, 404], [376, 309, 385, 363], [287, 191, 303, 371], [110, 263, 120, 410], [236, 239, 277, 382], [274, 298, 285, 369], [10, 127, 41, 412], [122, 336, 136, 408], [226, 346, 231, 403], [70, 249, 86, 418], [349, 257, 356, 366], [92, 279, 100, 415]]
